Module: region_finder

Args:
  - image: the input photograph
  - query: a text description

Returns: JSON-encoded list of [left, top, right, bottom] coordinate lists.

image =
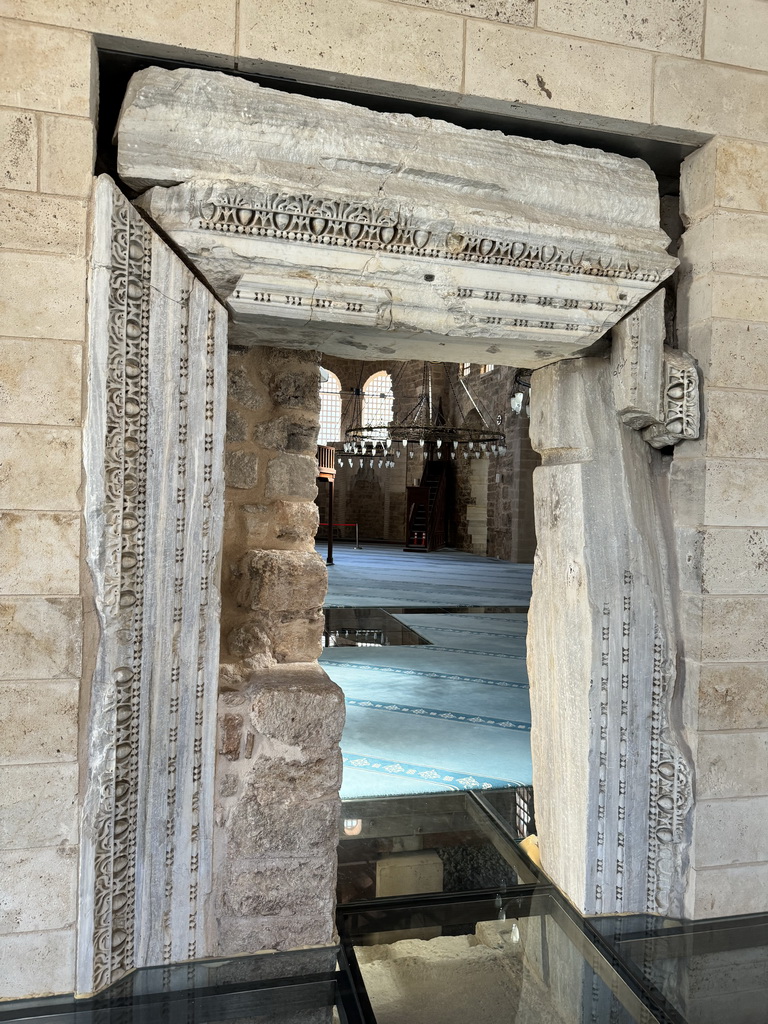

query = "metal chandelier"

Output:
[[343, 363, 506, 469]]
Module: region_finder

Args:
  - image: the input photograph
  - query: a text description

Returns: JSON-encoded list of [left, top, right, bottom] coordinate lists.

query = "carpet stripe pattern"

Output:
[[344, 698, 531, 731], [342, 753, 522, 791], [322, 659, 529, 690]]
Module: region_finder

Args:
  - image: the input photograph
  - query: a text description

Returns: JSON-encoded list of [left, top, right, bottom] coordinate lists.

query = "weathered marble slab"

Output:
[[612, 289, 701, 448], [79, 176, 227, 994], [612, 289, 666, 429], [118, 68, 677, 368], [528, 355, 693, 918]]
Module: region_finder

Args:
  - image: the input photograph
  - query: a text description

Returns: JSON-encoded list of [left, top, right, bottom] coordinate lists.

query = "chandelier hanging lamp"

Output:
[[342, 363, 506, 470]]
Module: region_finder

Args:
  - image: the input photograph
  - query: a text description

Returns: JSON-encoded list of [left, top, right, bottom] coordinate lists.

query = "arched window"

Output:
[[362, 371, 394, 440], [318, 370, 342, 444]]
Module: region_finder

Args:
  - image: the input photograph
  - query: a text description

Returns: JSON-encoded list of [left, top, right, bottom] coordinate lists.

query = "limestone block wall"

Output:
[[447, 365, 539, 563], [0, 22, 94, 1000], [2, 0, 768, 1000], [675, 139, 768, 917], [215, 345, 345, 952]]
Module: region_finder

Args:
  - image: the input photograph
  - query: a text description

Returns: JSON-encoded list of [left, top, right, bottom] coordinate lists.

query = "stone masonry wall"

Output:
[[674, 139, 768, 918], [2, 0, 768, 998], [447, 365, 539, 563], [0, 22, 94, 999], [214, 345, 344, 953]]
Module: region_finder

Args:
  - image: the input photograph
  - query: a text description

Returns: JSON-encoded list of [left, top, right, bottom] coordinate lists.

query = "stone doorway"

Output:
[[80, 60, 700, 994]]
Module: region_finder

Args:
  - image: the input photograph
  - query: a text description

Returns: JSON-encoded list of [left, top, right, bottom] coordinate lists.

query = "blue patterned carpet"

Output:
[[319, 545, 534, 799], [322, 542, 533, 608]]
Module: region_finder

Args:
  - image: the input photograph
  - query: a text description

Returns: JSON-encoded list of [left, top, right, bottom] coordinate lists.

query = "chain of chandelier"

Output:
[[341, 362, 506, 470]]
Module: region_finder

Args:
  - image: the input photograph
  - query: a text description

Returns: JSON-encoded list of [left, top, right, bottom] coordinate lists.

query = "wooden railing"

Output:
[[426, 467, 447, 551], [316, 444, 336, 479]]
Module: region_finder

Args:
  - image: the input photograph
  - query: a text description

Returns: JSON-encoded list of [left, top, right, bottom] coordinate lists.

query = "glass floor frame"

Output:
[[3, 791, 767, 1024]]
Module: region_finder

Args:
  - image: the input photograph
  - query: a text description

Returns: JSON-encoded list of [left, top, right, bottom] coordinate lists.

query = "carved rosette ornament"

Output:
[[642, 351, 701, 449], [79, 177, 227, 995]]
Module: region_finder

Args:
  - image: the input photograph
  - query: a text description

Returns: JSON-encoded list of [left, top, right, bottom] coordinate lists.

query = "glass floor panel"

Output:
[[0, 947, 355, 1024], [338, 790, 537, 903], [323, 608, 429, 648], [593, 912, 768, 1024], [5, 791, 767, 1024], [339, 889, 667, 1024], [323, 606, 531, 647]]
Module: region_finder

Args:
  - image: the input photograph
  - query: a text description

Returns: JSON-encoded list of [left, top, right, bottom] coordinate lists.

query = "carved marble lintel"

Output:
[[231, 269, 392, 330], [134, 179, 674, 368], [119, 68, 677, 368]]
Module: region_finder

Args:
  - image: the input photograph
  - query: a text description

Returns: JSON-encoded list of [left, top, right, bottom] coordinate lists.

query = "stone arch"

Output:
[[361, 370, 394, 438]]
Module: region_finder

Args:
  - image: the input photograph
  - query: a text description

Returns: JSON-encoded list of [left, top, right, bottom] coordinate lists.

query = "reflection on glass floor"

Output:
[[593, 912, 768, 1024], [324, 608, 430, 648], [0, 947, 351, 1024]]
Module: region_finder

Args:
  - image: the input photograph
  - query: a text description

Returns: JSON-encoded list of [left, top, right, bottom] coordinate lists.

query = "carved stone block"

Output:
[[80, 176, 228, 994], [611, 288, 665, 429], [642, 348, 701, 448], [215, 666, 344, 955], [120, 67, 677, 369], [234, 549, 327, 612], [611, 290, 700, 449]]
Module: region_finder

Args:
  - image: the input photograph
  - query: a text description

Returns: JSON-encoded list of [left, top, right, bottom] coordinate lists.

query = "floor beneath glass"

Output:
[[336, 790, 768, 1024]]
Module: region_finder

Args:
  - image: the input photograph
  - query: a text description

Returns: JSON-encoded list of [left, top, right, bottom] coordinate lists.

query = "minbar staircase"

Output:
[[404, 460, 450, 551], [316, 444, 336, 564]]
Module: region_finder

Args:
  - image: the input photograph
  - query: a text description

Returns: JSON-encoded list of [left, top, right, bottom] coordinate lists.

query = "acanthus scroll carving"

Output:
[[91, 189, 152, 990], [647, 627, 692, 915]]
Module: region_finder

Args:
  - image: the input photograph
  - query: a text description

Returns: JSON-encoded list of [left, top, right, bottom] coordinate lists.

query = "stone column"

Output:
[[528, 346, 693, 918], [675, 139, 768, 917], [80, 177, 228, 993], [215, 345, 344, 953]]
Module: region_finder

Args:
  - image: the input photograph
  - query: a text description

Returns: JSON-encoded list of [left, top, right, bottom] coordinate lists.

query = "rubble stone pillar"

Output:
[[214, 345, 344, 952]]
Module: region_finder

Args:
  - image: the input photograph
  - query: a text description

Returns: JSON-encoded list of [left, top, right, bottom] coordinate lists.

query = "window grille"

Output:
[[459, 362, 472, 376], [362, 371, 394, 440], [318, 371, 342, 444]]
